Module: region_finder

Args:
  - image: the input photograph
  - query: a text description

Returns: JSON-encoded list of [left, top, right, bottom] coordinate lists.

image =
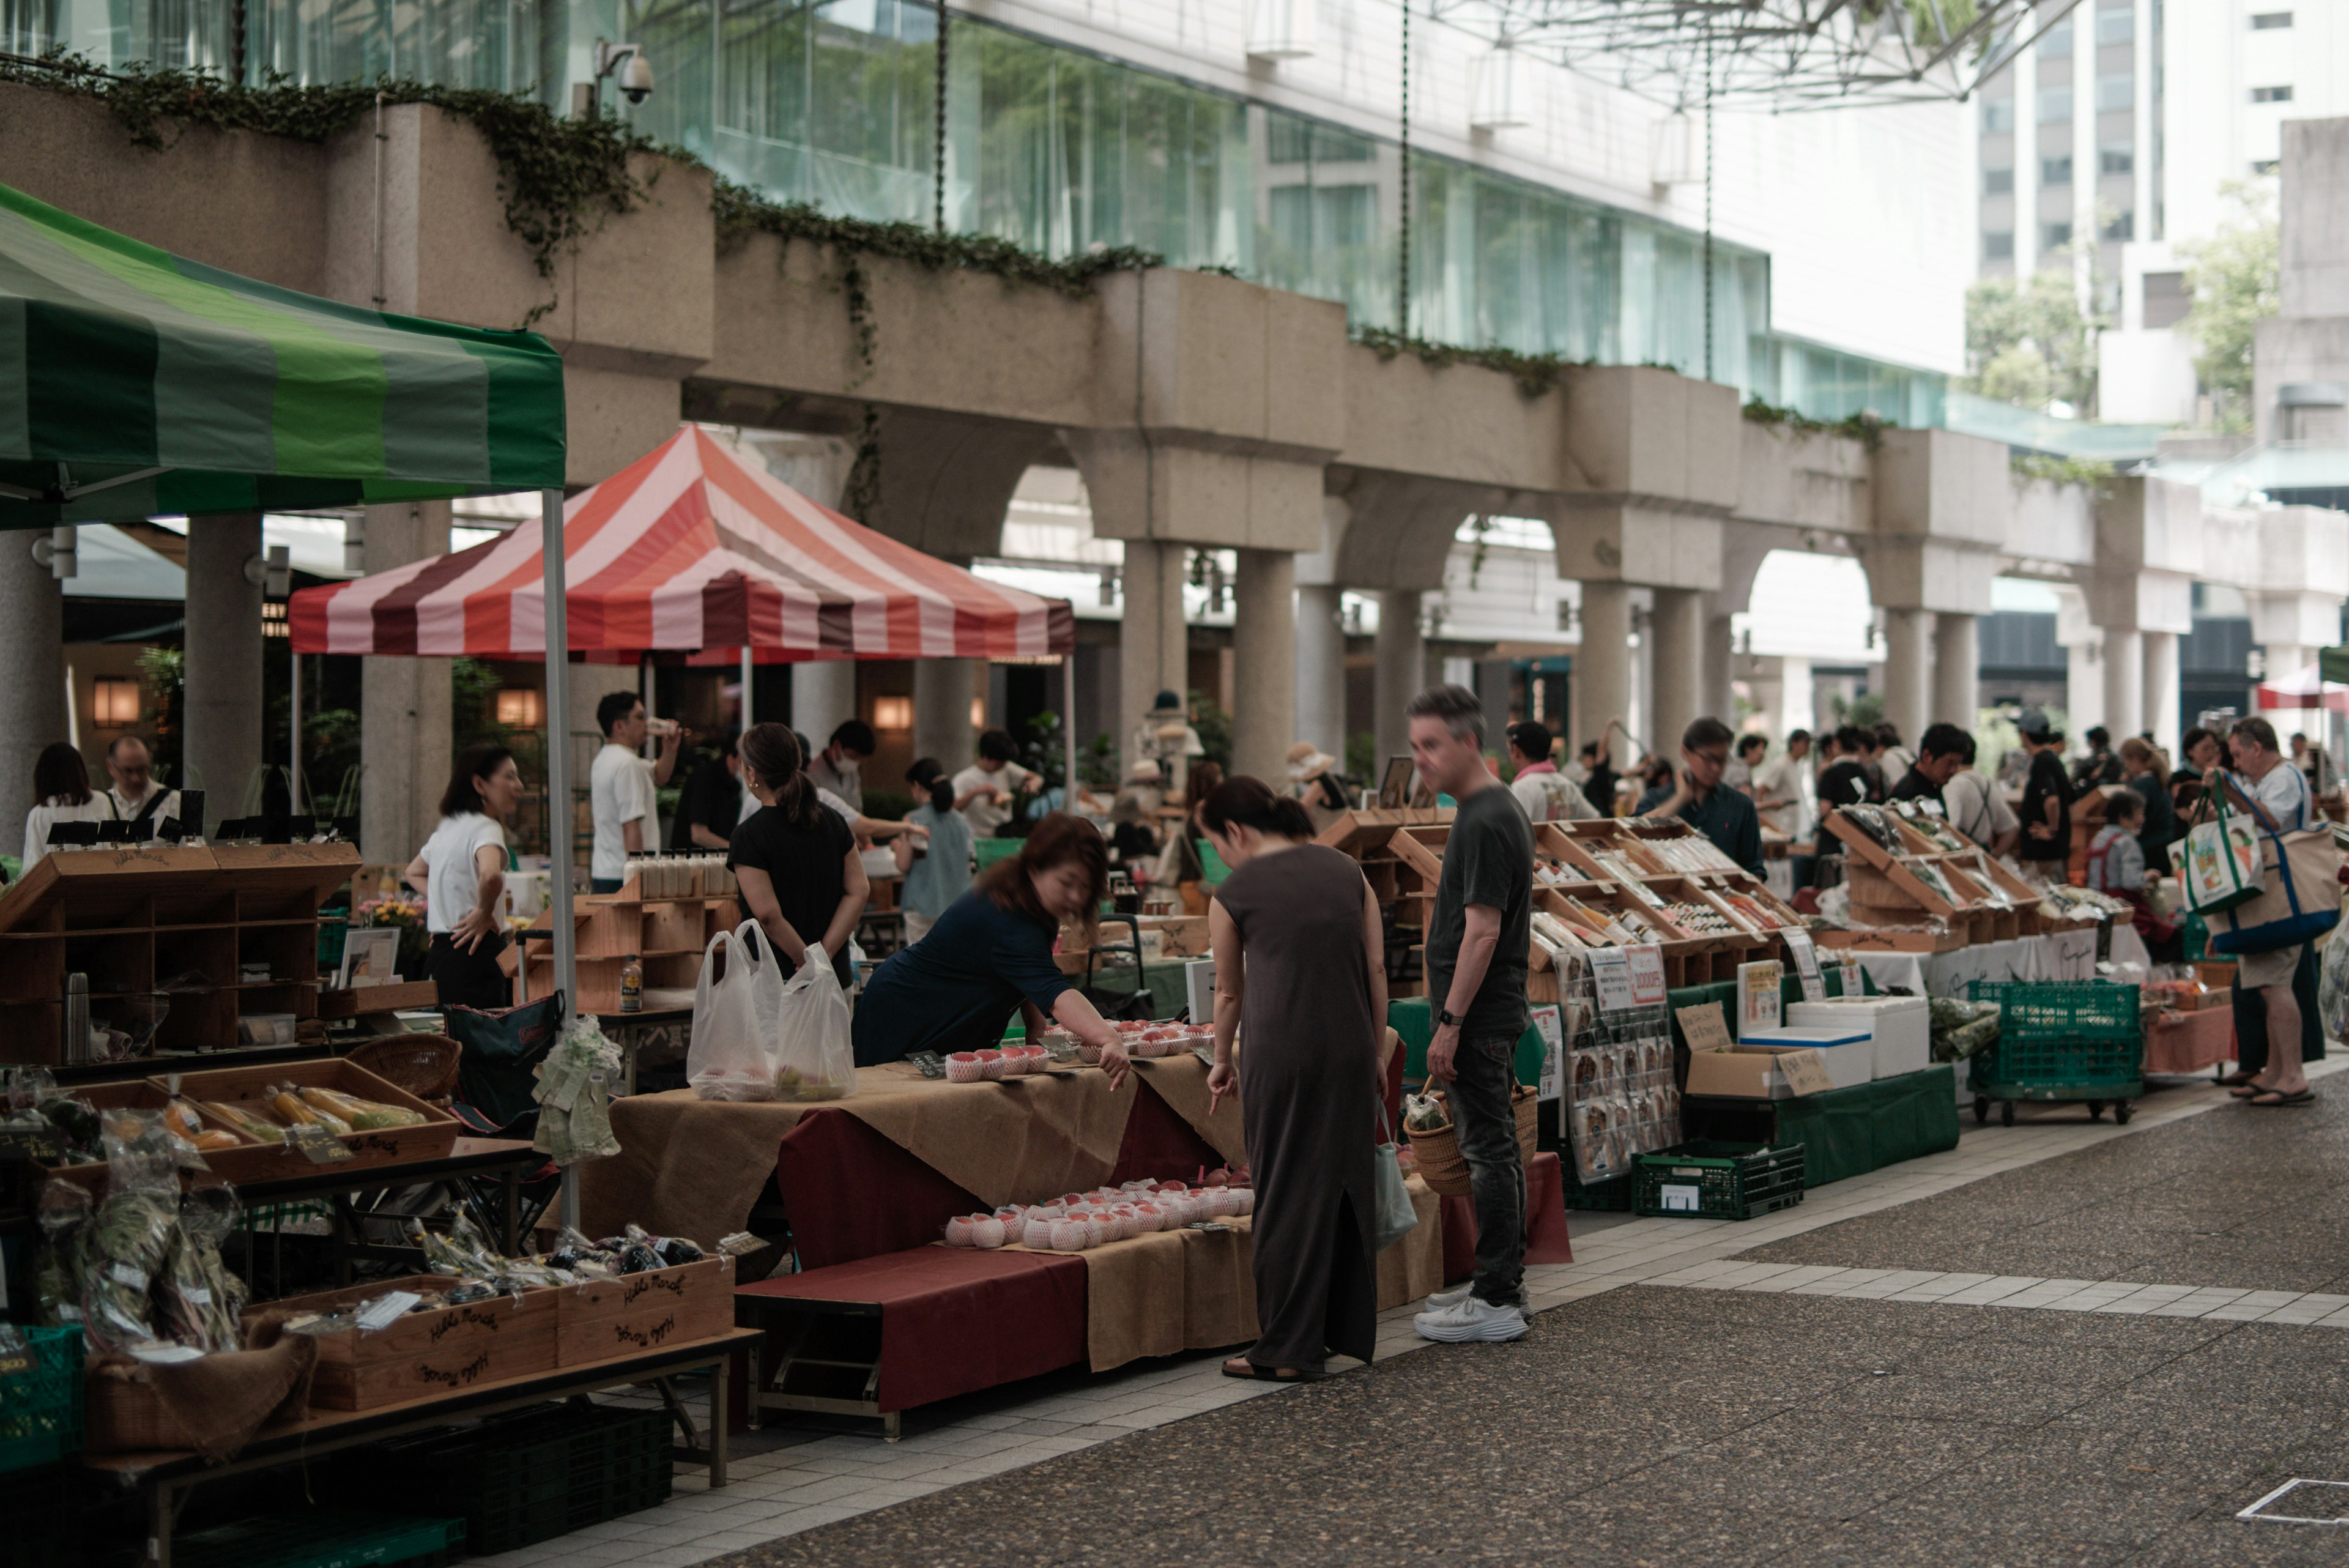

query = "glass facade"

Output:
[[13, 0, 1940, 420]]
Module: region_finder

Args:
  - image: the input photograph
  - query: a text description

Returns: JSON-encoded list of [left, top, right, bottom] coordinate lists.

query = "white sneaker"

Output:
[[1422, 1284, 1473, 1313], [1412, 1295, 1530, 1343]]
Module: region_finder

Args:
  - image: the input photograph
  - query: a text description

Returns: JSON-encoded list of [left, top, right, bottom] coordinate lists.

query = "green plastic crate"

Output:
[[1965, 981, 2143, 1098], [1634, 1140, 1806, 1220], [1560, 1167, 1637, 1212], [0, 1326, 82, 1474], [974, 837, 1024, 872], [174, 1512, 464, 1568]]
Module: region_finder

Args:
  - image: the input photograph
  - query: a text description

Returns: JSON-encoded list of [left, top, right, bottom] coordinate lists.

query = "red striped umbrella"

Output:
[[289, 426, 1074, 660]]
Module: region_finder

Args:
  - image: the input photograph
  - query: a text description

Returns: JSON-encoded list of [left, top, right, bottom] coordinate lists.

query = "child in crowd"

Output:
[[894, 768, 974, 946]]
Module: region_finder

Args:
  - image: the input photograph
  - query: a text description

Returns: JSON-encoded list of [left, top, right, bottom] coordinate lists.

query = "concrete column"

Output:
[[1576, 582, 1633, 768], [1649, 587, 1705, 751], [2144, 631, 2181, 754], [1779, 656, 1816, 739], [1702, 603, 1735, 727], [2065, 637, 2106, 738], [1933, 612, 1980, 730], [184, 513, 264, 817], [1880, 608, 1932, 746], [2102, 628, 2145, 741], [1293, 584, 1347, 764], [791, 661, 858, 748], [1373, 589, 1425, 770], [0, 531, 65, 833], [913, 660, 978, 775], [1230, 549, 1296, 783], [1119, 540, 1189, 771], [359, 502, 453, 864]]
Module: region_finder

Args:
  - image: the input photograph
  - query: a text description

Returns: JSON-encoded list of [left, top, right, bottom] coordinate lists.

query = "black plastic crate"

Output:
[[1634, 1140, 1806, 1220], [0, 1465, 84, 1568], [362, 1400, 673, 1555], [172, 1512, 464, 1568]]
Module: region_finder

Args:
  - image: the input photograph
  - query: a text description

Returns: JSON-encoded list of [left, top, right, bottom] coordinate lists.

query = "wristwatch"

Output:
[[1435, 1007, 1463, 1028]]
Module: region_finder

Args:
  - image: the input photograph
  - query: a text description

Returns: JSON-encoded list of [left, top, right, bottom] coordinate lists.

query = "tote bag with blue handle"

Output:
[[2210, 820, 2342, 956]]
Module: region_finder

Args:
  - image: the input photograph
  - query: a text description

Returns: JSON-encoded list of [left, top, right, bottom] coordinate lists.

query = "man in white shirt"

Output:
[[1502, 721, 1595, 822], [588, 692, 682, 893], [807, 720, 875, 812], [952, 728, 1038, 838], [1751, 730, 1814, 839], [104, 736, 180, 838], [2214, 716, 2314, 1105]]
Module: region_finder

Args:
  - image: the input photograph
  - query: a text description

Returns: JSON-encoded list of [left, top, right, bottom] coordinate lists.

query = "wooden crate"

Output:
[[172, 1058, 461, 1176], [316, 979, 442, 1019], [551, 1256, 735, 1367], [258, 1273, 557, 1410], [513, 892, 742, 1013]]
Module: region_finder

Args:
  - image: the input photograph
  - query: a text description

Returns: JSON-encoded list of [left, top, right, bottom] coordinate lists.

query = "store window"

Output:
[[2043, 155, 2073, 185], [2101, 144, 2133, 175], [91, 677, 139, 727], [1985, 166, 2014, 194], [2038, 87, 2073, 123], [1984, 231, 2015, 261], [2252, 11, 2293, 26], [2252, 85, 2295, 102]]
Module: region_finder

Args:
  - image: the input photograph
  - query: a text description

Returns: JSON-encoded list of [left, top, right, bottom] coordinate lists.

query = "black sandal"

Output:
[[2247, 1089, 2315, 1107], [1221, 1358, 1324, 1382]]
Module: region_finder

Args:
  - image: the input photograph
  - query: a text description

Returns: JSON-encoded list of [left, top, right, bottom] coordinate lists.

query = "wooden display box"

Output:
[[259, 1273, 557, 1410], [316, 979, 442, 1019], [0, 842, 356, 1064], [172, 1059, 461, 1178], [550, 1256, 735, 1367]]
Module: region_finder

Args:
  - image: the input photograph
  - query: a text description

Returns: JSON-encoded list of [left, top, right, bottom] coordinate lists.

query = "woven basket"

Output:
[[1405, 1084, 1538, 1198], [344, 1032, 462, 1104]]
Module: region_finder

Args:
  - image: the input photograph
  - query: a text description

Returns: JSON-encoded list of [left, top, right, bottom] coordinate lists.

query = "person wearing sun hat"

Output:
[[1286, 741, 1351, 833]]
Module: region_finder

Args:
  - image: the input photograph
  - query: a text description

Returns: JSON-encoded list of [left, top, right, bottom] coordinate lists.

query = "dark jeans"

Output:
[[427, 931, 511, 1013], [590, 877, 623, 895], [1450, 1028, 1527, 1308]]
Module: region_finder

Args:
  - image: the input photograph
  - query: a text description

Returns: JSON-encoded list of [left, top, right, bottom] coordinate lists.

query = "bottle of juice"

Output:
[[620, 954, 643, 1014]]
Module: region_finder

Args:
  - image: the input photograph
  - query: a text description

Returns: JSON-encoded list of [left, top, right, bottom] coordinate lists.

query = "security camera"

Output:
[[617, 52, 654, 105]]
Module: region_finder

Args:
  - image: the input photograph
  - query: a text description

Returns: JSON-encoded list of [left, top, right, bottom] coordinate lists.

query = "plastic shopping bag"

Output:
[[774, 948, 856, 1102], [686, 921, 785, 1101], [1371, 1102, 1419, 1252]]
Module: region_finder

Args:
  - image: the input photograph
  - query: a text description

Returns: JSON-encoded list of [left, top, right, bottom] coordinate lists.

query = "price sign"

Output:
[[907, 1050, 947, 1080], [1676, 1001, 1734, 1055], [1587, 949, 1639, 1013], [285, 1124, 354, 1165], [1739, 960, 1784, 1033], [1839, 955, 1865, 998], [1783, 929, 1825, 1003], [1775, 1048, 1837, 1097], [1625, 944, 1668, 1006], [1532, 1005, 1565, 1101], [0, 1127, 64, 1162]]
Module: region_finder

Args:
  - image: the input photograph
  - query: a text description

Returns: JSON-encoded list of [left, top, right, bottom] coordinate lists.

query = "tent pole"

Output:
[[741, 645, 754, 730], [1064, 652, 1078, 816], [541, 485, 579, 1233], [290, 648, 303, 814]]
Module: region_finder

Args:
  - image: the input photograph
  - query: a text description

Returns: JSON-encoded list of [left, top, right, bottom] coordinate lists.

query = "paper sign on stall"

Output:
[[1838, 955, 1865, 998], [1587, 949, 1638, 1013], [1677, 1001, 1734, 1055], [1532, 1005, 1565, 1101], [1783, 929, 1825, 1003], [1625, 944, 1668, 1006], [1776, 1049, 1838, 1096], [1738, 960, 1784, 1033]]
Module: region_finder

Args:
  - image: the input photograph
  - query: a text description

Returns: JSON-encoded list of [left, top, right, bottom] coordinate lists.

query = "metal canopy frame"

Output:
[[1427, 0, 2087, 111]]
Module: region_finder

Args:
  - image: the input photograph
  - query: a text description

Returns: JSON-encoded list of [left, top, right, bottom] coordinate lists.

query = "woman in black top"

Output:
[[727, 724, 867, 989], [2118, 736, 2177, 875]]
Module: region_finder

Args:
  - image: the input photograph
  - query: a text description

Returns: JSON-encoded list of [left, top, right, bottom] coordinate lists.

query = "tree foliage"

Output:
[[1962, 262, 2105, 415], [2179, 180, 2279, 434]]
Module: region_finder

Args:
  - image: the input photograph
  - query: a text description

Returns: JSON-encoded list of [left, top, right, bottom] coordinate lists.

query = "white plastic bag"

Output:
[[687, 921, 785, 1101], [774, 948, 856, 1102]]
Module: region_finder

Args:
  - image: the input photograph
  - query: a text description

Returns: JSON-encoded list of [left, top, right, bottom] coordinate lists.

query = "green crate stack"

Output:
[[365, 1401, 672, 1555], [1634, 1140, 1807, 1221], [174, 1513, 465, 1568], [1560, 1167, 1637, 1212], [0, 1326, 83, 1475], [1965, 981, 2143, 1094]]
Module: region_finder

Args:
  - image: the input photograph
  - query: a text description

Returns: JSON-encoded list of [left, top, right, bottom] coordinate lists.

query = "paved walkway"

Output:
[[485, 1059, 2349, 1568]]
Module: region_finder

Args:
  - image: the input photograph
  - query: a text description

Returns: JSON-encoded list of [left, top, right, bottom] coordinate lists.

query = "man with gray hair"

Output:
[[1405, 683, 1535, 1343]]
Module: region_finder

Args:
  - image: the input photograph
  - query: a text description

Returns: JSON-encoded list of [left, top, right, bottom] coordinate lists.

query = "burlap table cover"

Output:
[[583, 1058, 1222, 1245]]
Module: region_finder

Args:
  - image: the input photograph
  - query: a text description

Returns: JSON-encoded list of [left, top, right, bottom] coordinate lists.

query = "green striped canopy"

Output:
[[0, 179, 564, 529]]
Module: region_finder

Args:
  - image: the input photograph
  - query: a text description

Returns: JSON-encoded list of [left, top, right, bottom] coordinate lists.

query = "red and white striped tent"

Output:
[[289, 425, 1074, 661]]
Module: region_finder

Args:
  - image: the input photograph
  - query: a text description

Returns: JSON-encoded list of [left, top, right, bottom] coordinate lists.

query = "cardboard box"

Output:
[[1787, 996, 1932, 1079], [1740, 1025, 1874, 1090], [1684, 1044, 1830, 1099]]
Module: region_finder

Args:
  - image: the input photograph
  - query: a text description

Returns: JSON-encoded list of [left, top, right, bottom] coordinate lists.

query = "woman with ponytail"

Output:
[[729, 723, 867, 989], [1201, 776, 1386, 1383]]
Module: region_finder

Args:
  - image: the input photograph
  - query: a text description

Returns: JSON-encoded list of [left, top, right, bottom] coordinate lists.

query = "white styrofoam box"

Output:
[[1739, 1025, 1874, 1091], [1788, 996, 1931, 1079]]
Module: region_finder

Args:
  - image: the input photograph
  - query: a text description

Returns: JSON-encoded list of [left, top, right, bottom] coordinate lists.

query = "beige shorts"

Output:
[[2235, 942, 2304, 990]]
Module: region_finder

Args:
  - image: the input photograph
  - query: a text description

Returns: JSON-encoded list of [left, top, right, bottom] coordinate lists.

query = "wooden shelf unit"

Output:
[[513, 890, 744, 1015], [0, 843, 358, 1065], [1819, 806, 2043, 951]]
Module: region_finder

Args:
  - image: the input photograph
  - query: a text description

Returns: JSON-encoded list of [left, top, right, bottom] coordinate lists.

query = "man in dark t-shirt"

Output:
[[669, 732, 744, 850], [1887, 722, 1972, 815], [1407, 684, 1533, 1343], [2017, 715, 2071, 864]]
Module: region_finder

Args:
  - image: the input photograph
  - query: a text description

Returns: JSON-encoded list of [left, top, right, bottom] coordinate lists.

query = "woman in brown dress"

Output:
[[1202, 777, 1389, 1380]]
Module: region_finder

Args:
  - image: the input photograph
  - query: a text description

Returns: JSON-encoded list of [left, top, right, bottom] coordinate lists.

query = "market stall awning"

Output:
[[0, 179, 564, 527], [2255, 663, 2349, 713], [290, 426, 1075, 660]]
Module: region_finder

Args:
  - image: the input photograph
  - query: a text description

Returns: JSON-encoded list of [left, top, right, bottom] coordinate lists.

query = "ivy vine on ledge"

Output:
[[0, 54, 650, 321], [1349, 327, 1588, 400], [2009, 453, 2117, 488], [1740, 398, 1892, 449]]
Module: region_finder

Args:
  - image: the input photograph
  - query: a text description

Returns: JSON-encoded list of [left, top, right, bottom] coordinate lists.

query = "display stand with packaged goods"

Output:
[[1818, 803, 2044, 952], [510, 856, 743, 1017]]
